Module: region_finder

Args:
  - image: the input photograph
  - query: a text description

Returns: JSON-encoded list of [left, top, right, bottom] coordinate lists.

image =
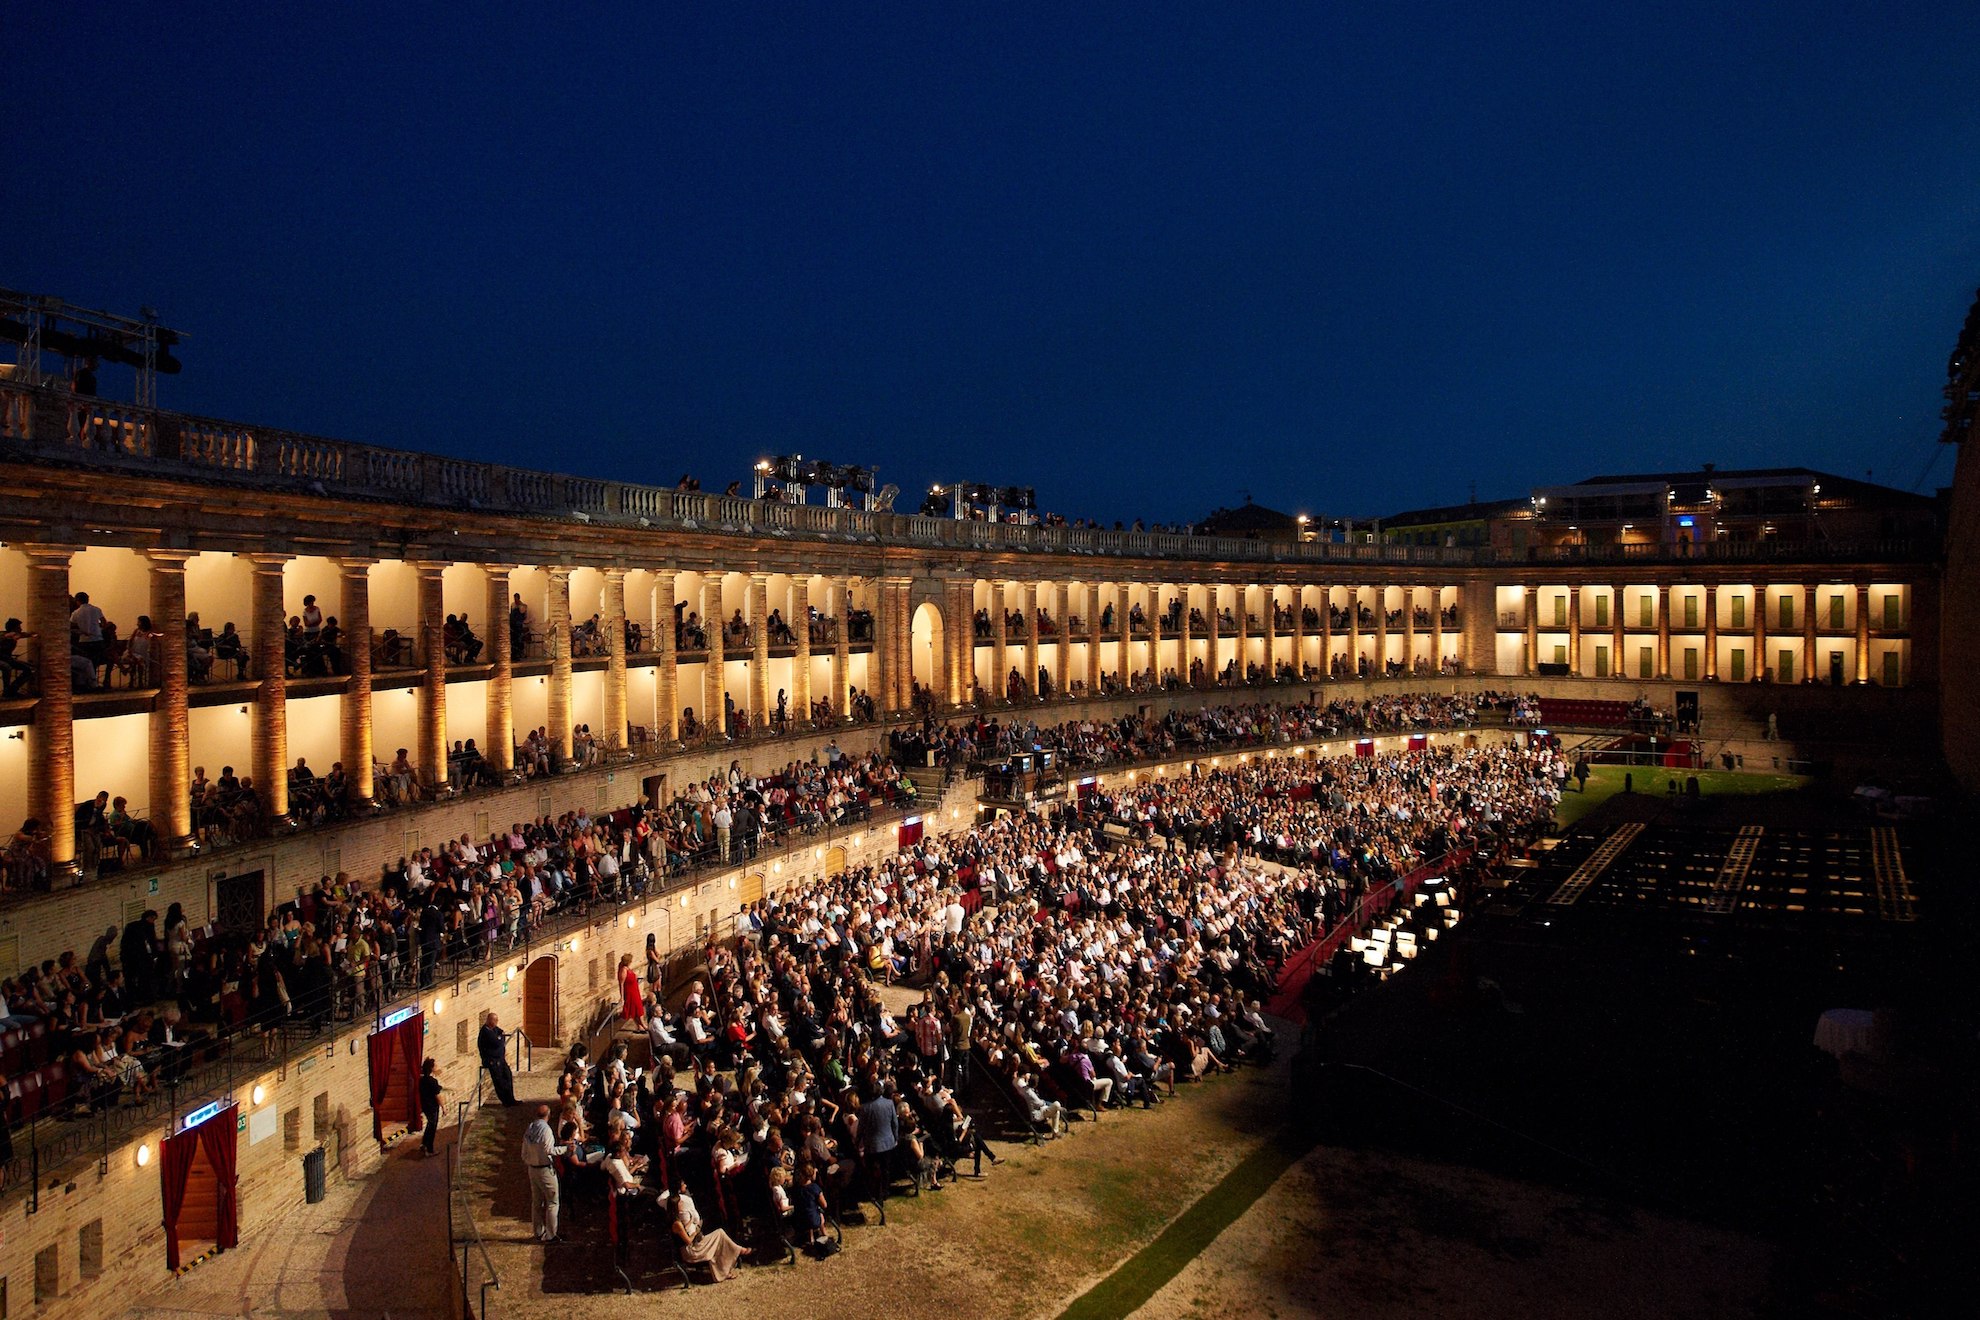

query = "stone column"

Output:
[[950, 577, 966, 700], [1402, 585, 1417, 674], [25, 545, 78, 880], [1021, 581, 1039, 699], [656, 569, 680, 737], [147, 550, 195, 851], [1349, 586, 1364, 676], [1428, 586, 1443, 675], [1854, 583, 1871, 683], [1233, 584, 1249, 681], [1522, 583, 1537, 677], [415, 562, 449, 794], [1802, 582, 1819, 685], [1703, 585, 1719, 681], [701, 575, 725, 734], [872, 577, 893, 714], [249, 554, 293, 821], [1087, 583, 1104, 692], [894, 578, 914, 709], [1751, 582, 1768, 682], [1177, 584, 1193, 683], [1567, 586, 1581, 677], [1143, 584, 1160, 686], [832, 579, 851, 717], [1373, 585, 1388, 677], [989, 581, 1008, 703], [1054, 582, 1071, 698], [748, 572, 770, 728], [547, 566, 574, 763], [1292, 584, 1308, 679], [792, 576, 812, 721], [339, 559, 376, 802], [597, 568, 627, 749], [1656, 584, 1672, 679], [1611, 585, 1626, 679], [484, 565, 515, 776], [1204, 584, 1222, 686], [1319, 585, 1333, 677]]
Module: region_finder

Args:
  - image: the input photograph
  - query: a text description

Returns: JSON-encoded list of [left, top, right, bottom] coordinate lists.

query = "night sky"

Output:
[[8, 4, 1978, 525]]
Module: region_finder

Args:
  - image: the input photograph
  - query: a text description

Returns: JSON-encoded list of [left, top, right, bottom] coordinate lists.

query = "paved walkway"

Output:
[[117, 1134, 453, 1320]]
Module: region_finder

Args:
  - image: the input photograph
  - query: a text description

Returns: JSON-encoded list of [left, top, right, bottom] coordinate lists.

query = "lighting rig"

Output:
[[754, 454, 881, 509], [1, 288, 186, 407], [926, 481, 1039, 524]]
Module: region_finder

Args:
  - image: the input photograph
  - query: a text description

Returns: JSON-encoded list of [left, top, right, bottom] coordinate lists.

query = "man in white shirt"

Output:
[[520, 1104, 567, 1242], [712, 802, 734, 862]]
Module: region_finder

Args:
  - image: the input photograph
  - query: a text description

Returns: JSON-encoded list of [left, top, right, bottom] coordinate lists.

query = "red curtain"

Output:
[[198, 1105, 239, 1253], [160, 1125, 199, 1271], [368, 1024, 396, 1140], [898, 819, 924, 848], [399, 1013, 425, 1132]]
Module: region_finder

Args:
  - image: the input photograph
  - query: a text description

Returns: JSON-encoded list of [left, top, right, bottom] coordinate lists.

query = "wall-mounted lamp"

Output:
[[251, 1083, 266, 1106], [136, 1142, 151, 1168]]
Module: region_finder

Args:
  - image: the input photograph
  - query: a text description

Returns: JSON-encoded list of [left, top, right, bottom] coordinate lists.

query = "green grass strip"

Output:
[[1058, 1124, 1320, 1320]]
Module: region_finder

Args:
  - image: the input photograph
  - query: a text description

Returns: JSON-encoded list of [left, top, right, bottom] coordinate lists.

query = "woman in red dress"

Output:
[[618, 951, 645, 1024]]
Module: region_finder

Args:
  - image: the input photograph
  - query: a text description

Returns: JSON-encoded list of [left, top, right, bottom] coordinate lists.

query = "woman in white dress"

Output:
[[669, 1181, 749, 1280]]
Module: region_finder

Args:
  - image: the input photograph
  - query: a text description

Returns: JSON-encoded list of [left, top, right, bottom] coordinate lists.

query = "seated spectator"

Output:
[[0, 617, 33, 697]]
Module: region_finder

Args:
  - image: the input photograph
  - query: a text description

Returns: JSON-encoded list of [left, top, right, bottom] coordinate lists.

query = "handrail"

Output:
[[0, 797, 919, 1204]]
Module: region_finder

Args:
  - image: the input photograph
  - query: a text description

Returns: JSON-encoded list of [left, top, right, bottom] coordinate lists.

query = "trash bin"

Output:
[[304, 1145, 327, 1204]]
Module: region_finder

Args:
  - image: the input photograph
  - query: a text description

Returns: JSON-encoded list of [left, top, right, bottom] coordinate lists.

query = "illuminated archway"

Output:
[[911, 601, 946, 701]]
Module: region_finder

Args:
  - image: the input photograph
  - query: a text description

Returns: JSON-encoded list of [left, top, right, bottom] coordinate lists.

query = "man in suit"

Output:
[[478, 1011, 518, 1105]]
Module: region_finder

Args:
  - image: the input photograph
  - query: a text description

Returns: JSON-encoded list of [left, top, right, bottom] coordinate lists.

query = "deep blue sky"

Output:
[[8, 3, 1977, 523]]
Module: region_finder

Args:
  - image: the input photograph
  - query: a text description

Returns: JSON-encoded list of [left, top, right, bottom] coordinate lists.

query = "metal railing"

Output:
[[0, 791, 919, 1207], [449, 1030, 508, 1320]]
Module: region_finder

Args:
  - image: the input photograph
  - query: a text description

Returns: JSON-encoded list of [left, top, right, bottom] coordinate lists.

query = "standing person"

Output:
[[618, 952, 644, 1025], [419, 1058, 445, 1156], [478, 1011, 517, 1106], [1574, 754, 1591, 793], [521, 1103, 566, 1243], [857, 1078, 900, 1204]]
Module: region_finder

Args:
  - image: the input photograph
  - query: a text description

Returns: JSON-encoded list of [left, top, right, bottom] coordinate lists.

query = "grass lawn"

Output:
[[1555, 764, 1811, 829]]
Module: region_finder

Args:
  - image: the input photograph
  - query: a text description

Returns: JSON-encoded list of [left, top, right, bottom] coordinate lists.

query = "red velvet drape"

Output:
[[399, 1013, 425, 1132], [160, 1125, 199, 1271], [368, 1023, 397, 1140], [198, 1105, 240, 1253]]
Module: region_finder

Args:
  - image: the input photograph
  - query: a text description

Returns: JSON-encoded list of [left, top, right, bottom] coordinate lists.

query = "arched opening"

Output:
[[740, 871, 766, 906], [911, 600, 946, 701], [825, 846, 847, 877], [523, 956, 559, 1048]]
